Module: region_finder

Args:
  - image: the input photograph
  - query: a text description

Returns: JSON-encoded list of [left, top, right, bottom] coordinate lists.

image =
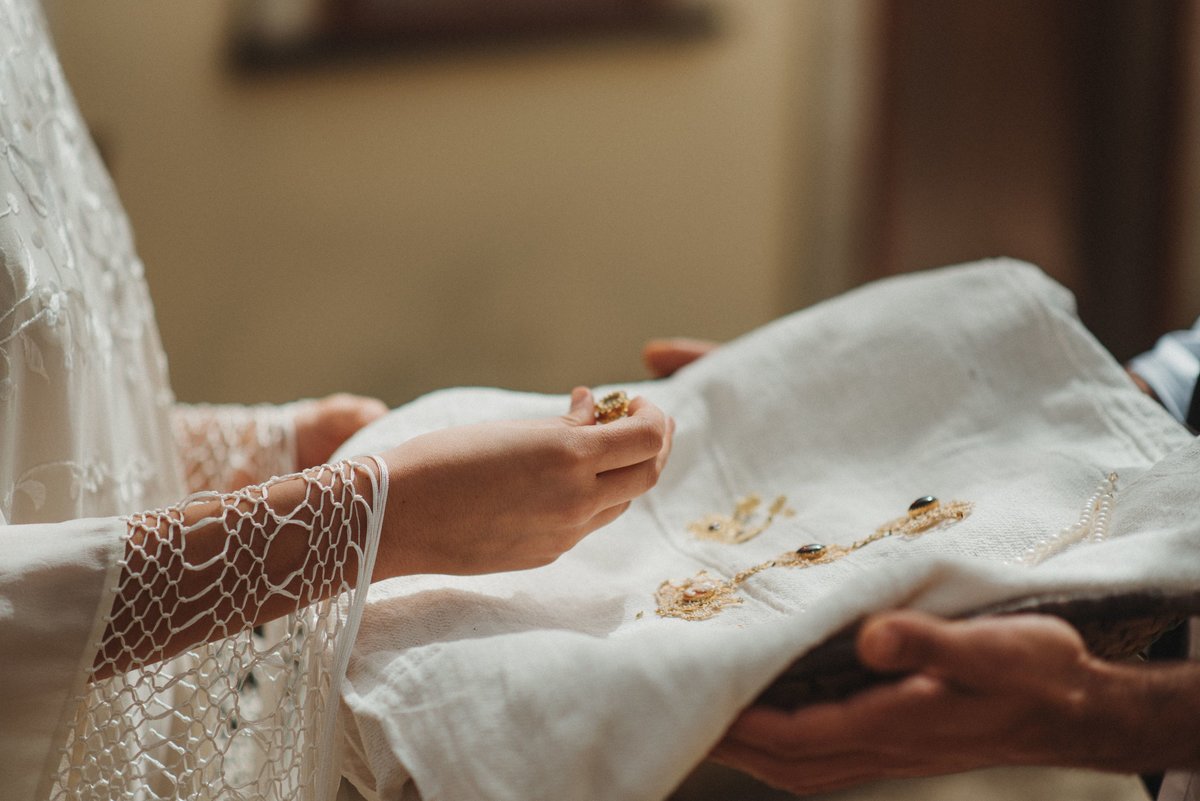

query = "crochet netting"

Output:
[[0, 1, 388, 798], [173, 404, 301, 495], [51, 458, 386, 801]]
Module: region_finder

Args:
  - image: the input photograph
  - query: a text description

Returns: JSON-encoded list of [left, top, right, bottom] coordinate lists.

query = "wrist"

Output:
[[1082, 658, 1200, 773], [367, 445, 426, 581], [288, 399, 319, 470]]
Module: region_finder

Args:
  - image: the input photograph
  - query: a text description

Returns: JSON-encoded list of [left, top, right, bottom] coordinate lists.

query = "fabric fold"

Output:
[[0, 517, 125, 801]]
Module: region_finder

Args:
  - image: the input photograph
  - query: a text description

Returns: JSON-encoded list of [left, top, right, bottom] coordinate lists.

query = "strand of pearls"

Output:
[[1014, 472, 1117, 566]]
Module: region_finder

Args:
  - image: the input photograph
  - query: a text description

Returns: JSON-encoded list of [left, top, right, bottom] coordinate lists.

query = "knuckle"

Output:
[[557, 490, 595, 524], [540, 531, 580, 562], [631, 419, 664, 452], [639, 461, 660, 492], [551, 435, 587, 471], [905, 674, 944, 703]]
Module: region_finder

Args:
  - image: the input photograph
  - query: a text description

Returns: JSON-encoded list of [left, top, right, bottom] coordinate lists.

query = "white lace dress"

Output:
[[0, 2, 385, 799]]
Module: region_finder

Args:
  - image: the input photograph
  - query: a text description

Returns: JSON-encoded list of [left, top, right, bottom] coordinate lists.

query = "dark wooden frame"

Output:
[[229, 0, 718, 73]]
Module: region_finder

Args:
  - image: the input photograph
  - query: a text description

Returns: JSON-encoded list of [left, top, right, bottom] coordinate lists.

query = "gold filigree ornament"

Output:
[[656, 496, 974, 621], [594, 390, 630, 424], [688, 493, 796, 544]]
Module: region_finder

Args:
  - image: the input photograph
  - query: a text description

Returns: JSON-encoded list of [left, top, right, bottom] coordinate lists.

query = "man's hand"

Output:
[[642, 338, 718, 378], [293, 393, 389, 469], [712, 611, 1200, 795], [375, 387, 674, 577]]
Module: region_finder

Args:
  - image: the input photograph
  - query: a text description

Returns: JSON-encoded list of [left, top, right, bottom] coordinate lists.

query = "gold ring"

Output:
[[594, 390, 630, 424]]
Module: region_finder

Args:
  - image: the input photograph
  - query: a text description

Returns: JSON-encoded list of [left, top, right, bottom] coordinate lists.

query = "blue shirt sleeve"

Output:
[[1127, 318, 1200, 425]]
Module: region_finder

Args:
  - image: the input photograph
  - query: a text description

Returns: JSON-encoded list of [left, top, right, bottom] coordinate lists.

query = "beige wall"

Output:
[[44, 1, 826, 406]]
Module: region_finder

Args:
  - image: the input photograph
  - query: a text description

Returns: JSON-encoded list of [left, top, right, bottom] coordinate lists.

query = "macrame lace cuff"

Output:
[[172, 402, 300, 494], [53, 456, 387, 801]]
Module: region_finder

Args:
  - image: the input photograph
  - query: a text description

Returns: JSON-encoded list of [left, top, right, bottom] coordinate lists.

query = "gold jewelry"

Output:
[[594, 390, 630, 424], [688, 493, 795, 544], [656, 496, 973, 621]]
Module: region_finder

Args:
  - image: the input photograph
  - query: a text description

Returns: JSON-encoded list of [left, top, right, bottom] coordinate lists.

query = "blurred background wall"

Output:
[[860, 0, 1198, 363], [43, 0, 858, 405], [40, 0, 1200, 406]]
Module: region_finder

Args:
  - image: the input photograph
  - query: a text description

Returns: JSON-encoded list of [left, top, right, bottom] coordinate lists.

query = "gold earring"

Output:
[[594, 390, 630, 424]]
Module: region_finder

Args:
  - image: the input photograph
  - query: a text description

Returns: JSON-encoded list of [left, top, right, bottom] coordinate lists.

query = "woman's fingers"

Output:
[[596, 457, 660, 507], [658, 416, 675, 471], [592, 415, 673, 511], [642, 337, 718, 378], [584, 396, 670, 472]]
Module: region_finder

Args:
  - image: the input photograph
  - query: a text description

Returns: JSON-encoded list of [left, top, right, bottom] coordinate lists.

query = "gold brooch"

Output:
[[656, 496, 973, 621], [594, 390, 630, 424], [688, 493, 795, 544]]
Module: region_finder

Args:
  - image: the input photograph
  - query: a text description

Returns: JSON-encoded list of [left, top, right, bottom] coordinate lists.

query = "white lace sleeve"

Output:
[[49, 456, 388, 801], [172, 403, 300, 494]]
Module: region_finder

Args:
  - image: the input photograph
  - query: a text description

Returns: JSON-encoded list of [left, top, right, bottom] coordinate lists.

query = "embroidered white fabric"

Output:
[[333, 262, 1200, 801], [0, 0, 181, 527], [0, 3, 384, 800]]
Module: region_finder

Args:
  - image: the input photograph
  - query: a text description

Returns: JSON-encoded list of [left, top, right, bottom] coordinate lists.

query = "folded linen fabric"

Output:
[[333, 260, 1199, 801]]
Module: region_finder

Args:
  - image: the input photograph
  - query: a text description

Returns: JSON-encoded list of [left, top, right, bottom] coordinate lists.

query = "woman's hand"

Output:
[[375, 387, 674, 577], [293, 393, 389, 469], [642, 338, 718, 378]]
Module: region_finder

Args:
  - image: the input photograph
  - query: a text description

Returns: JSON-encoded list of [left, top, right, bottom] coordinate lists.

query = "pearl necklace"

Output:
[[1014, 473, 1117, 566]]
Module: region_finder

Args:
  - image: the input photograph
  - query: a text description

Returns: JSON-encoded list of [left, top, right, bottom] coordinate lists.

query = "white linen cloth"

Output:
[[0, 517, 125, 801], [335, 260, 1199, 801]]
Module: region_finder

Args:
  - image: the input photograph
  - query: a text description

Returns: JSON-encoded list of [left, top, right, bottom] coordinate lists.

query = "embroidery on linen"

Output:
[[687, 493, 795, 545], [658, 496, 973, 621]]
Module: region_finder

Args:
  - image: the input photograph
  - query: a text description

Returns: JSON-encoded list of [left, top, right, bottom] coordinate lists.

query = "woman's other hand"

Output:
[[642, 338, 718, 378], [294, 393, 389, 469], [375, 387, 674, 577]]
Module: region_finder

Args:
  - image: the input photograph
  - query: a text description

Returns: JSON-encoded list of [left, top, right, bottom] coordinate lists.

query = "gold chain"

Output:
[[687, 493, 795, 545], [655, 496, 973, 621]]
